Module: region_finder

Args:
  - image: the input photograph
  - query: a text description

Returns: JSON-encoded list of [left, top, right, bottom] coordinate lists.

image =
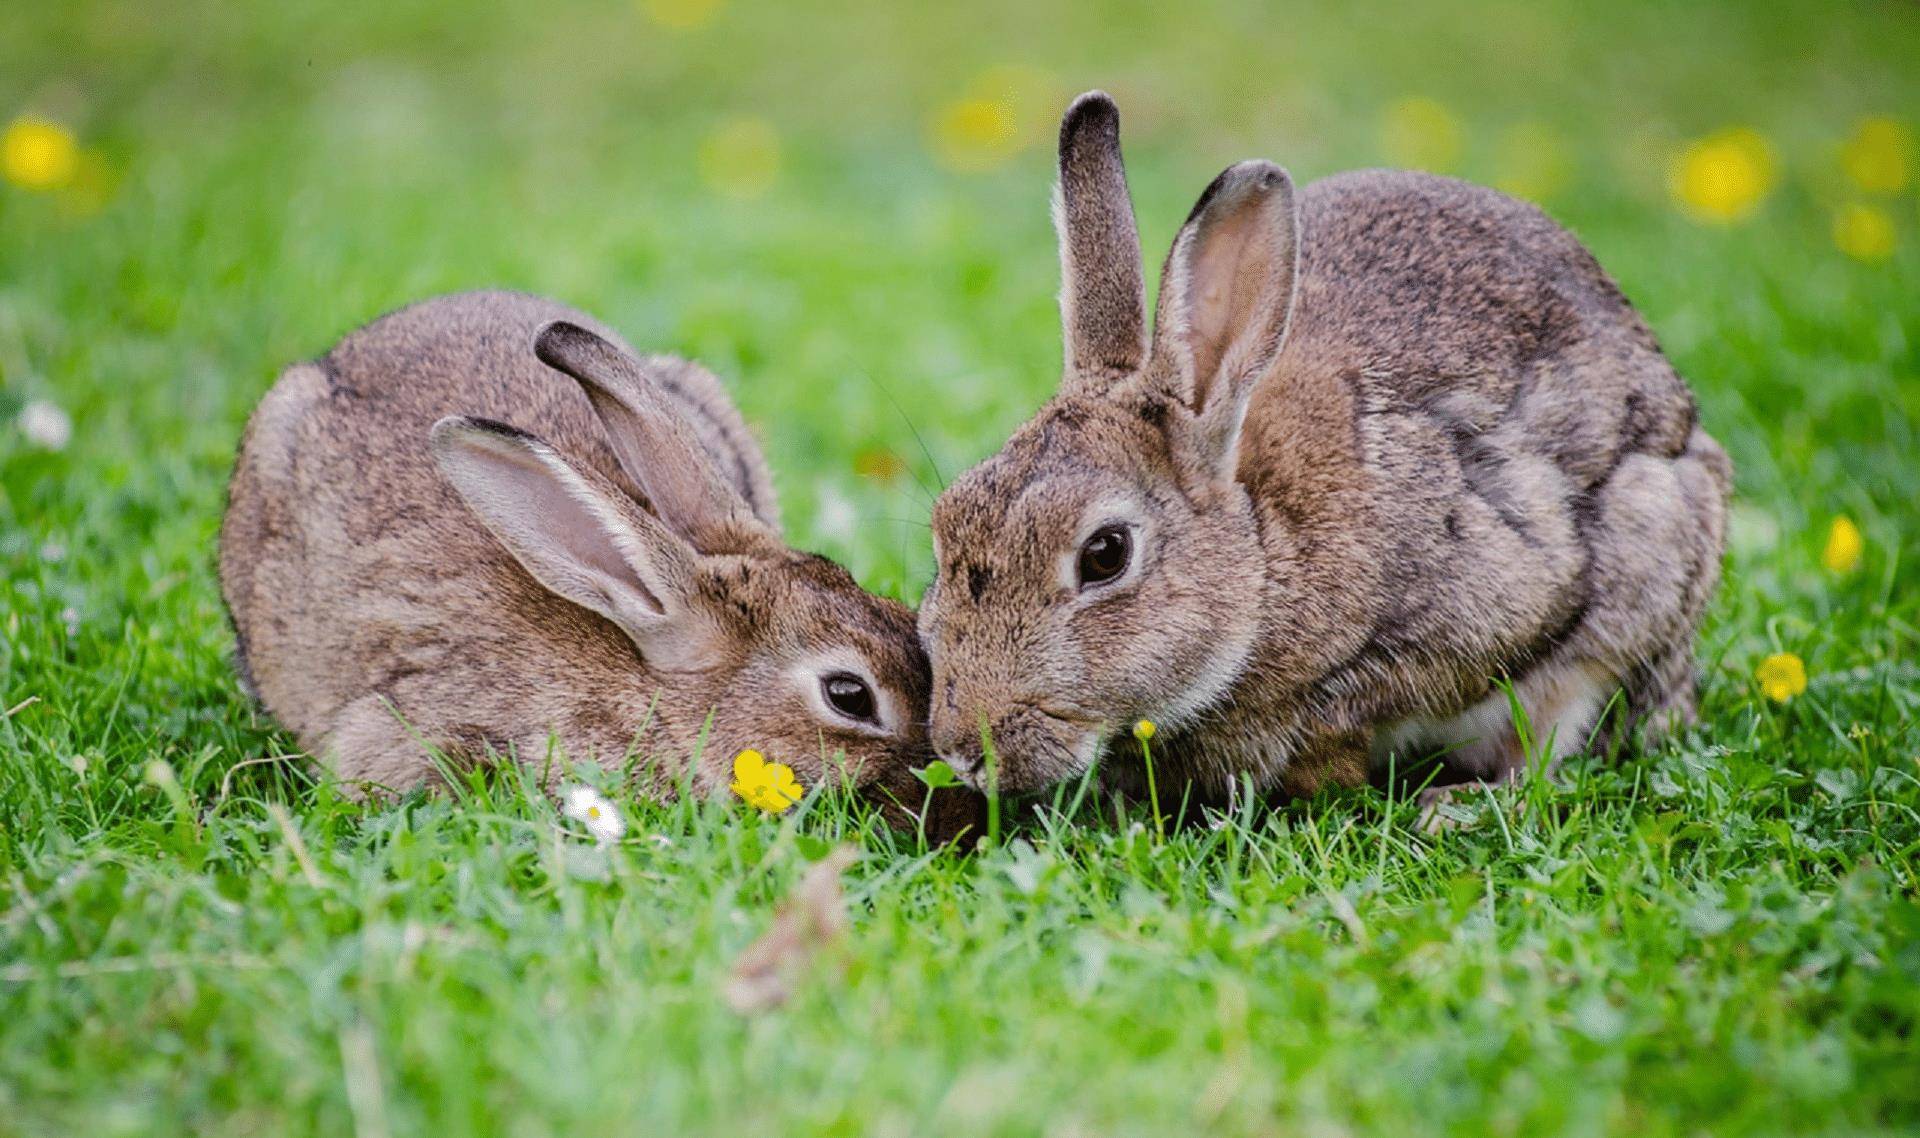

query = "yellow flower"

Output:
[[3, 116, 79, 191], [929, 98, 1020, 173], [698, 116, 780, 201], [1669, 128, 1776, 224], [640, 0, 722, 30], [1821, 516, 1864, 575], [1380, 97, 1463, 174], [852, 447, 908, 481], [1755, 653, 1808, 704], [731, 749, 803, 814], [1832, 203, 1896, 263], [926, 65, 1059, 174], [1132, 719, 1156, 742], [1840, 117, 1911, 195]]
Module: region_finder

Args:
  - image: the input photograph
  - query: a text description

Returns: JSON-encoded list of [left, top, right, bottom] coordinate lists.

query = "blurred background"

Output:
[[3, 9, 1916, 1131], [1, 0, 1915, 610]]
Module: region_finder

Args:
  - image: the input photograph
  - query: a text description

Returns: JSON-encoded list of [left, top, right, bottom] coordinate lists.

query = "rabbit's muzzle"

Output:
[[932, 699, 1102, 794]]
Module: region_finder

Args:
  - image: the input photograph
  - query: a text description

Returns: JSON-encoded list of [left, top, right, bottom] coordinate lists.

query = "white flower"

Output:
[[18, 399, 73, 451], [813, 481, 858, 545], [562, 785, 626, 844]]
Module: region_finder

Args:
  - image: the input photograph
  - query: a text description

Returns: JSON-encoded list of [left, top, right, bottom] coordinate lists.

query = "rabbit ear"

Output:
[[431, 416, 723, 672], [1148, 161, 1301, 473], [1054, 91, 1149, 397], [533, 321, 777, 553]]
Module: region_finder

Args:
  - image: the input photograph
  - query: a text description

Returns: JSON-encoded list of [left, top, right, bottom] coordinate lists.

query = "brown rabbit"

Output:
[[918, 93, 1731, 811], [221, 290, 974, 831]]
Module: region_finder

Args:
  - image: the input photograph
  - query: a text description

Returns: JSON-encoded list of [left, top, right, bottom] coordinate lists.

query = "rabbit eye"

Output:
[[821, 672, 878, 723], [1077, 525, 1131, 587]]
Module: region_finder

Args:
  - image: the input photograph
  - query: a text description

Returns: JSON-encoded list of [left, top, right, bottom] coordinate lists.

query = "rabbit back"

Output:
[[220, 291, 773, 782], [1236, 171, 1729, 780]]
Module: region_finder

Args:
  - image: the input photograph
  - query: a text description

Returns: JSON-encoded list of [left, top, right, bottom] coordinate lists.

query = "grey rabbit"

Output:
[[222, 290, 979, 834], [917, 93, 1731, 813]]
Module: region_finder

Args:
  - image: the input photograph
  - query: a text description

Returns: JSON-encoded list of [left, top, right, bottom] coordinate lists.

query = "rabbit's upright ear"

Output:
[[1148, 161, 1301, 476], [431, 417, 723, 672], [1055, 91, 1149, 397], [533, 321, 778, 554]]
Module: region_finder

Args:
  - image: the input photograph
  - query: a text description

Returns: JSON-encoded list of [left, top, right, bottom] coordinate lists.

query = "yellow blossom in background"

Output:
[[1380, 97, 1463, 174], [641, 0, 722, 31], [1493, 120, 1570, 203], [968, 65, 1062, 150], [852, 446, 908, 481], [1840, 116, 1911, 195], [1832, 202, 1896, 262], [1755, 653, 1808, 703], [699, 116, 781, 200], [926, 65, 1061, 174], [731, 749, 803, 814], [1132, 719, 1156, 742], [1821, 516, 1864, 575], [3, 115, 79, 191], [929, 97, 1020, 173], [1668, 128, 1776, 224]]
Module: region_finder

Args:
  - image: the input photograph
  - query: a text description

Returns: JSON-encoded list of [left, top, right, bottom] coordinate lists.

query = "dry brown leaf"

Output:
[[723, 846, 857, 1014]]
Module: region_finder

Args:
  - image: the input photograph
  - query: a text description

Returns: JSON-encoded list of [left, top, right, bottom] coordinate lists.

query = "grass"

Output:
[[3, 0, 1919, 1134]]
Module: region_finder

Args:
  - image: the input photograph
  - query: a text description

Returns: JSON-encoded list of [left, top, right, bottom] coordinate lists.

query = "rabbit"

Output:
[[221, 290, 979, 835], [916, 92, 1731, 813]]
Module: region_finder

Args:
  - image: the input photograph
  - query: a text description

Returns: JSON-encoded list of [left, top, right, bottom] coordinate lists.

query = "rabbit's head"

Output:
[[433, 322, 959, 826], [919, 92, 1301, 792]]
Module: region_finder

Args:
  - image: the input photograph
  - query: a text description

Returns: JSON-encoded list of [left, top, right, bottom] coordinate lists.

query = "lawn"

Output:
[[3, 1, 1918, 1134]]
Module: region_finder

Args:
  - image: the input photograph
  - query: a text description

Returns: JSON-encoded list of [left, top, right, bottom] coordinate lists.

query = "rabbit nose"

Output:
[[930, 718, 986, 778]]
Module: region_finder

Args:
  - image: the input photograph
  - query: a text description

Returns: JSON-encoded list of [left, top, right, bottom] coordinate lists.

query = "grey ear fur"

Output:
[[1055, 91, 1149, 397], [1148, 160, 1301, 475], [430, 416, 722, 672], [532, 321, 775, 552]]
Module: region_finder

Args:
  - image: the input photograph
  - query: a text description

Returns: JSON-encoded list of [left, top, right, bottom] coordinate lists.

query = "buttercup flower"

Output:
[[927, 65, 1058, 174], [732, 749, 804, 814], [1132, 719, 1157, 742], [1840, 116, 1911, 195], [1755, 653, 1808, 704], [2, 116, 79, 191], [1832, 203, 1896, 263], [928, 97, 1019, 173], [1822, 516, 1864, 575], [1669, 128, 1776, 224], [562, 785, 627, 844]]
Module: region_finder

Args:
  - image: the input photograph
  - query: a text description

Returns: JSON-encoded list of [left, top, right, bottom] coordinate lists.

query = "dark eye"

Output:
[[821, 672, 878, 723], [1077, 525, 1131, 587]]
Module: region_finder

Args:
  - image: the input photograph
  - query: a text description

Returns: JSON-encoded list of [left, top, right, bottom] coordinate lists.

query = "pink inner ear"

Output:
[[1187, 199, 1274, 393], [441, 435, 667, 619], [498, 448, 666, 615]]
